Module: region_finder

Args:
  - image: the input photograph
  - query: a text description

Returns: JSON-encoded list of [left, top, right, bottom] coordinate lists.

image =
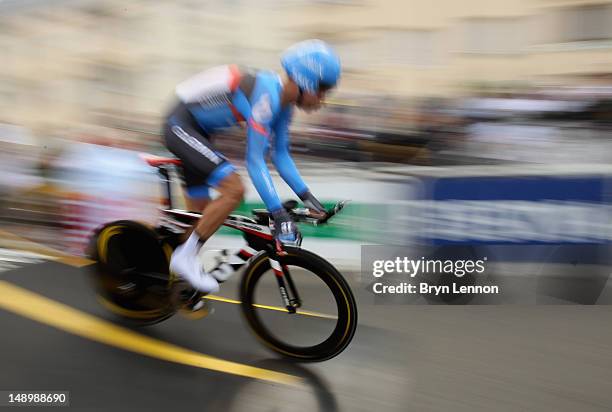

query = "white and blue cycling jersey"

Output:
[[171, 64, 309, 213]]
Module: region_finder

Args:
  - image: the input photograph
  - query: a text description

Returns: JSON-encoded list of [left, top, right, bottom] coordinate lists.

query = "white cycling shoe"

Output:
[[210, 262, 235, 283], [170, 238, 219, 294]]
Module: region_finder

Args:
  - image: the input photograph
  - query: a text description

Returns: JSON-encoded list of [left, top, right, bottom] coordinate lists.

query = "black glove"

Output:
[[271, 209, 300, 245], [299, 190, 326, 216]]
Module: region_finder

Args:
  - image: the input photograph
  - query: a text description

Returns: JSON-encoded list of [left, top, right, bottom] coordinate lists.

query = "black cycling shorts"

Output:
[[163, 102, 235, 199]]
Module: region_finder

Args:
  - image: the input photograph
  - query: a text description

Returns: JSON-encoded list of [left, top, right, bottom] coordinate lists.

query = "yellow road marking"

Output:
[[204, 295, 338, 320], [0, 281, 300, 386], [0, 229, 335, 319], [0, 229, 94, 268], [203, 295, 241, 304]]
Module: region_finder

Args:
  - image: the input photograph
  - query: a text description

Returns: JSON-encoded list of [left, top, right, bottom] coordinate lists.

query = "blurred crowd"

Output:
[[2, 81, 612, 237], [4, 80, 612, 203], [216, 82, 612, 165], [3, 80, 612, 182]]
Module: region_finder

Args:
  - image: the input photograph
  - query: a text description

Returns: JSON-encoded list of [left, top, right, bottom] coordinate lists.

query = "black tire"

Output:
[[88, 220, 179, 325], [240, 247, 358, 361]]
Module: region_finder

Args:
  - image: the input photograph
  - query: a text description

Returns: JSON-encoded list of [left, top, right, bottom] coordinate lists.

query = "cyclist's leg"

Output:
[[163, 102, 244, 291], [193, 173, 243, 239], [184, 173, 246, 284], [164, 102, 244, 229], [185, 195, 210, 214], [180, 175, 244, 240]]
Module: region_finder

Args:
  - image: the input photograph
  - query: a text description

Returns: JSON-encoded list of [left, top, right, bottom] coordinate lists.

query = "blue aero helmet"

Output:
[[281, 39, 341, 94]]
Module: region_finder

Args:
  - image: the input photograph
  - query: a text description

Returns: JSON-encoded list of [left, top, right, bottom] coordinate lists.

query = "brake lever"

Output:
[[319, 200, 350, 224], [288, 200, 349, 225]]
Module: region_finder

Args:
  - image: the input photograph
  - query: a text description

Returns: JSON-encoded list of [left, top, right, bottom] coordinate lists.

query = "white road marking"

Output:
[[0, 248, 49, 274]]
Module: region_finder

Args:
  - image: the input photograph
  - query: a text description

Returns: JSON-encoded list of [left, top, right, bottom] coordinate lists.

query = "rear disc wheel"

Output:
[[88, 220, 178, 325]]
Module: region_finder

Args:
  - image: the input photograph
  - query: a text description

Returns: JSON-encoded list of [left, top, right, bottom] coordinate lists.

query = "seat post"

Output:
[[157, 166, 173, 209]]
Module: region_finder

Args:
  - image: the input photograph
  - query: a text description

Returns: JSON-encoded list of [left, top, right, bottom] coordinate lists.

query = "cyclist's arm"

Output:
[[272, 108, 326, 216], [271, 107, 308, 197], [245, 90, 284, 212]]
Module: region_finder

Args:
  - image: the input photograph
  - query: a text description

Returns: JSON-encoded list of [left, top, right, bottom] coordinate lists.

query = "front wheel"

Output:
[[240, 247, 358, 361]]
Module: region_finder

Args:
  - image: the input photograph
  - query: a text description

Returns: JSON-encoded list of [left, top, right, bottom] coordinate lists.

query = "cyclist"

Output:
[[163, 39, 340, 293]]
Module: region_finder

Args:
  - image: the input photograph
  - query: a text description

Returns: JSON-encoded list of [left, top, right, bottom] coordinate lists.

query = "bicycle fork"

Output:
[[217, 243, 302, 314], [268, 257, 302, 314]]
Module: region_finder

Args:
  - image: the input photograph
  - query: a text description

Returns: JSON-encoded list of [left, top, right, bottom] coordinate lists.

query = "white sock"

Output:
[[181, 231, 204, 255]]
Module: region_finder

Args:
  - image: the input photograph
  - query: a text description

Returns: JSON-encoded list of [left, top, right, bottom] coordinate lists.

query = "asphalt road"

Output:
[[1, 251, 612, 411]]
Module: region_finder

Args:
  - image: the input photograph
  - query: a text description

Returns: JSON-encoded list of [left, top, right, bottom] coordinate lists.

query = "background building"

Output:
[[1, 0, 612, 134]]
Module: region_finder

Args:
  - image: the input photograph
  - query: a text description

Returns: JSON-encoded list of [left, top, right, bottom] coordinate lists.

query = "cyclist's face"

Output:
[[297, 88, 330, 112]]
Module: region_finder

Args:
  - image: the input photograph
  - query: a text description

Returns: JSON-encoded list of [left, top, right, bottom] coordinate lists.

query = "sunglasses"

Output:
[[297, 83, 336, 100], [318, 82, 335, 93]]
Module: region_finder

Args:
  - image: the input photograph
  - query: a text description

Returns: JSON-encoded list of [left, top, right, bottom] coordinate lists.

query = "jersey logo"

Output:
[[197, 90, 232, 108], [280, 222, 293, 234], [252, 94, 272, 124], [171, 125, 222, 165]]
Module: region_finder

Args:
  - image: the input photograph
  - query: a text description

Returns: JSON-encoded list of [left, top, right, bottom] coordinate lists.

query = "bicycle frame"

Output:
[[153, 164, 303, 312], [94, 156, 356, 359]]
